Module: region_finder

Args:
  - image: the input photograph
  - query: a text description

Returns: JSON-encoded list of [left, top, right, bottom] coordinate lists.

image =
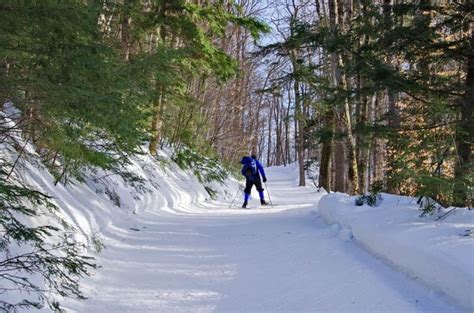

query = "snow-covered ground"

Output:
[[318, 192, 474, 311], [4, 138, 471, 312], [20, 159, 462, 313]]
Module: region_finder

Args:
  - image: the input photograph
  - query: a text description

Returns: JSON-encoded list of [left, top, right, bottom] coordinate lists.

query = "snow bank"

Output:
[[1, 135, 245, 309], [18, 148, 239, 243], [317, 193, 474, 311]]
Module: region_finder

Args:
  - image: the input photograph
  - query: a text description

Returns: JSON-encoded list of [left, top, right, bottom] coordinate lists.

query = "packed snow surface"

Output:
[[318, 192, 474, 311], [39, 160, 466, 313]]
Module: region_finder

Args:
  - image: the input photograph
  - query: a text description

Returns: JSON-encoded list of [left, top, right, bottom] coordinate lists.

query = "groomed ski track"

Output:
[[65, 165, 462, 313]]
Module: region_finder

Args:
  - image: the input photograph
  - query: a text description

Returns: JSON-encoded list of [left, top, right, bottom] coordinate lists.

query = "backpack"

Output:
[[241, 156, 257, 179]]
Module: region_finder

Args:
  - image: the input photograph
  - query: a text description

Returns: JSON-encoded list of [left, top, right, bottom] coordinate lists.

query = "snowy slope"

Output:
[[318, 192, 474, 311], [14, 148, 235, 249], [6, 153, 470, 312]]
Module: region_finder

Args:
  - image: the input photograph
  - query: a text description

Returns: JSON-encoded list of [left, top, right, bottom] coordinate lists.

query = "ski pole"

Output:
[[229, 181, 244, 208], [264, 182, 273, 207]]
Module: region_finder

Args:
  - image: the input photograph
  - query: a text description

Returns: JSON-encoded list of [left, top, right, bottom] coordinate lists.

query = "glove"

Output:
[[262, 177, 267, 183]]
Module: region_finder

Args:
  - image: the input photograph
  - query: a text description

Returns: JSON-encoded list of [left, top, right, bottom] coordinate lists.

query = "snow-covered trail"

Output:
[[65, 165, 461, 313]]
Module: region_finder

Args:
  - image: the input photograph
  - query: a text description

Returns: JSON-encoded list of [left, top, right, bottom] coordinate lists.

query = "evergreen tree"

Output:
[[260, 0, 472, 207], [0, 170, 96, 312], [0, 1, 268, 309], [1, 0, 149, 180]]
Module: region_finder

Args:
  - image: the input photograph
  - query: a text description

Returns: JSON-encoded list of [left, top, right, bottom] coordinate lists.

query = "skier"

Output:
[[240, 154, 268, 208]]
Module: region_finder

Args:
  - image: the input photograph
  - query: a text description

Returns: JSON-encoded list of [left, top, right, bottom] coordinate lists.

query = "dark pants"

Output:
[[244, 176, 264, 194]]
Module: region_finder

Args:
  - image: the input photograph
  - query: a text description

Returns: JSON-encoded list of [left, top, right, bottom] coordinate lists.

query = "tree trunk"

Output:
[[343, 75, 359, 194], [149, 83, 165, 156], [386, 91, 400, 193], [319, 110, 334, 191], [328, 0, 345, 192], [454, 32, 473, 207], [120, 0, 132, 62], [295, 78, 306, 186], [334, 121, 347, 192], [372, 93, 386, 185], [267, 105, 273, 166], [289, 40, 306, 186], [285, 93, 292, 165], [274, 98, 282, 165], [356, 75, 369, 194]]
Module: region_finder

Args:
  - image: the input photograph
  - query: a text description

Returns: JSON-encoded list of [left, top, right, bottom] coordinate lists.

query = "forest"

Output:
[[0, 0, 472, 311]]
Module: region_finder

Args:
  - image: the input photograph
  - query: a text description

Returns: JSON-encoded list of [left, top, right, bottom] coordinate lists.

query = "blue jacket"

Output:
[[241, 156, 266, 182]]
